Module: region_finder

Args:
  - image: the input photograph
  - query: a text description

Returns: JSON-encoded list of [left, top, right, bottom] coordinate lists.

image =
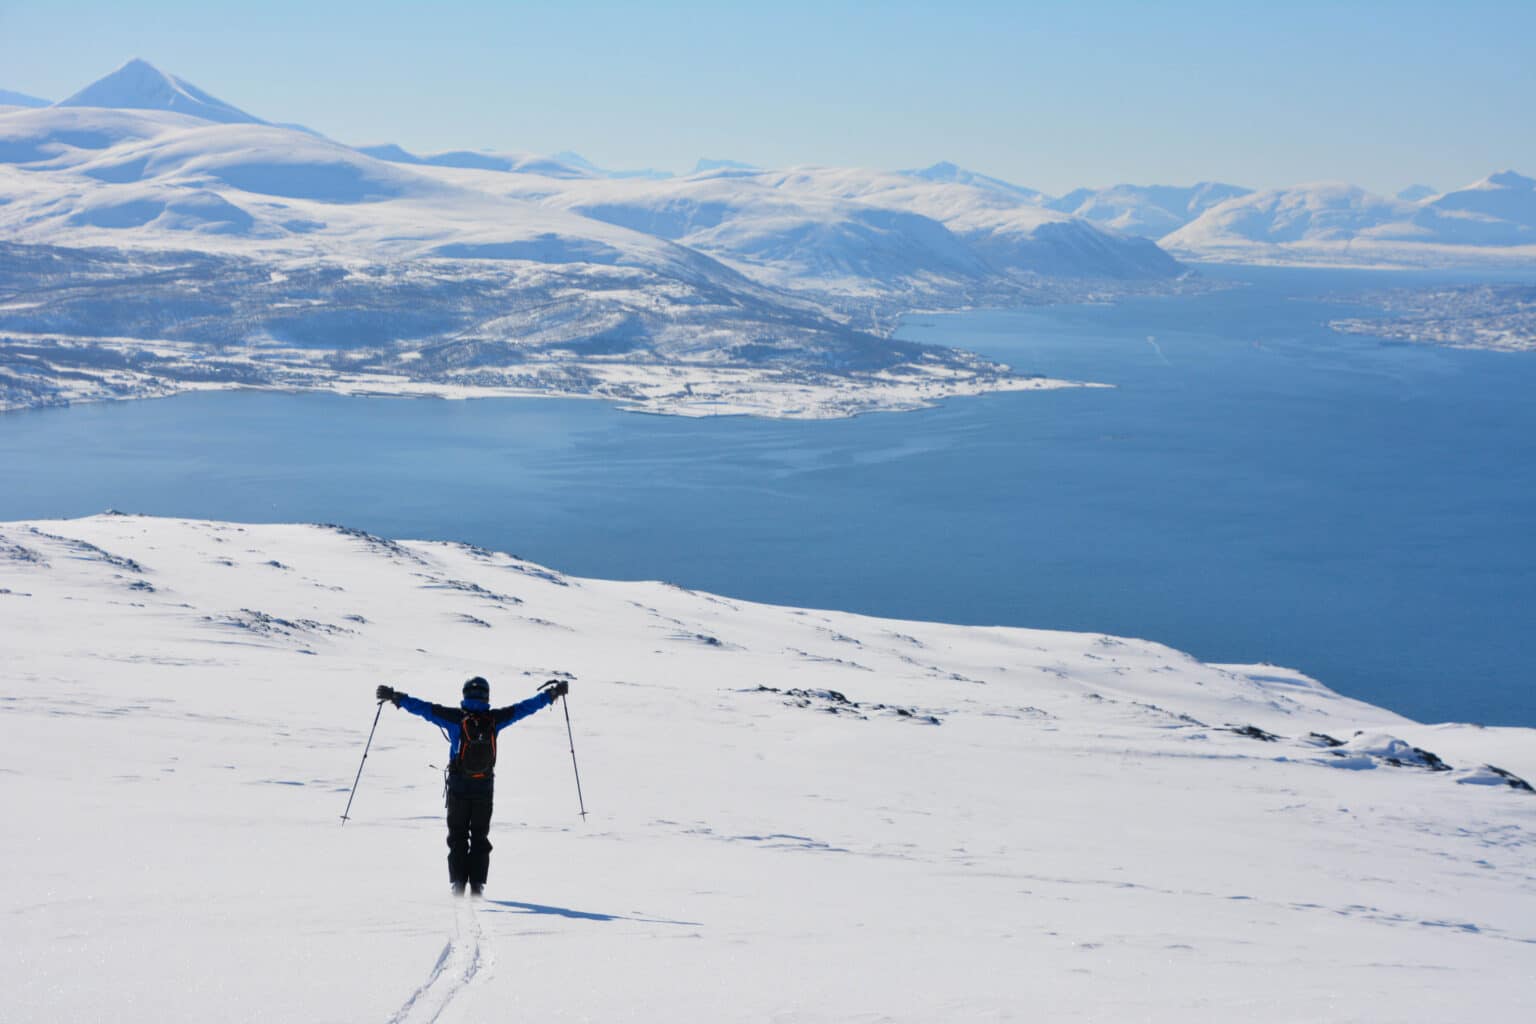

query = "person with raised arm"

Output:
[[375, 676, 568, 897]]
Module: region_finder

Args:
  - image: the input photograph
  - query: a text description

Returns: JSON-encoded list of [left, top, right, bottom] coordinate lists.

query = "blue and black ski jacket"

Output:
[[395, 690, 556, 768]]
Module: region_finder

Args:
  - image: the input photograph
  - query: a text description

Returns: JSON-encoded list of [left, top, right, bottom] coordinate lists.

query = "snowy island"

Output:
[[2, 513, 1532, 1021]]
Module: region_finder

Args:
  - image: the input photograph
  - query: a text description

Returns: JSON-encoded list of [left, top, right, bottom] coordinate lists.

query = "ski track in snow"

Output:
[[388, 900, 488, 1024]]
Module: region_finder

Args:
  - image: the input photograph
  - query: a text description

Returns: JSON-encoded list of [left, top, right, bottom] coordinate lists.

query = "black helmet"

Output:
[[463, 676, 490, 702]]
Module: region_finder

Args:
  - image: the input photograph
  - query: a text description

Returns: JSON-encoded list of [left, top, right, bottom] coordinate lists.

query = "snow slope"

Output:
[[1047, 181, 1252, 238], [538, 165, 1182, 302], [2, 513, 1532, 1022], [901, 160, 1049, 204], [1164, 174, 1536, 265]]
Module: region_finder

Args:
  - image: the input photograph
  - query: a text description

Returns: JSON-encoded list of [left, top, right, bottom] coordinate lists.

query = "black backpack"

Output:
[[458, 710, 497, 778]]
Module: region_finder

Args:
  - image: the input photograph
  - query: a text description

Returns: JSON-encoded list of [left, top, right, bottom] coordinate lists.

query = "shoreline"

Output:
[[0, 351, 1108, 422]]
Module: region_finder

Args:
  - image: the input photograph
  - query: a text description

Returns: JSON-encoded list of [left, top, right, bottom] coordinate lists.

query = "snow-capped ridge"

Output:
[[1165, 171, 1536, 260], [901, 161, 1046, 203], [1047, 182, 1253, 238], [57, 58, 264, 125], [1397, 184, 1438, 202], [356, 141, 596, 179], [554, 151, 672, 180], [693, 157, 760, 175]]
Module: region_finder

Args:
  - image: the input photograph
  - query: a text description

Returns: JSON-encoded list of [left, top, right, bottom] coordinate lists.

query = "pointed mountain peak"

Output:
[[57, 58, 264, 124]]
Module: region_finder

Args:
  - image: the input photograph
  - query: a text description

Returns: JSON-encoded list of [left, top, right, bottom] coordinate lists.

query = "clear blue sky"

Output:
[[2, 0, 1531, 195]]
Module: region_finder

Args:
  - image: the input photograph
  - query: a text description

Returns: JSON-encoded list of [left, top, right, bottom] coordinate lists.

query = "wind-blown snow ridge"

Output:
[[1, 513, 1533, 1021]]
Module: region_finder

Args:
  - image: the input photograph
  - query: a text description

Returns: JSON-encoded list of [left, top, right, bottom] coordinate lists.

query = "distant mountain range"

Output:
[[0, 60, 1185, 304], [7, 60, 1531, 271], [1161, 173, 1536, 262], [3, 60, 1195, 418]]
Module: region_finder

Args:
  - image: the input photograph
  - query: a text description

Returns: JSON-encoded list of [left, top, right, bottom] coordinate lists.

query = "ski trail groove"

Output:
[[388, 901, 486, 1024]]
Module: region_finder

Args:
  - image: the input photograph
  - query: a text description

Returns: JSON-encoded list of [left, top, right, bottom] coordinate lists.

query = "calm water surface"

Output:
[[4, 266, 1534, 725]]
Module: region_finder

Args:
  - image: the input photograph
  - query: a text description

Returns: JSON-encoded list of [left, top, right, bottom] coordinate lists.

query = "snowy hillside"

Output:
[[1, 513, 1533, 1022], [900, 160, 1048, 203], [532, 164, 1181, 304], [395, 160, 1183, 302], [1047, 182, 1252, 238], [1164, 173, 1536, 265]]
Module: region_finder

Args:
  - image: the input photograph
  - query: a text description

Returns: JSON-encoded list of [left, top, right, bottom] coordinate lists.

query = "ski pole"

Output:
[[340, 697, 386, 825], [561, 695, 588, 820]]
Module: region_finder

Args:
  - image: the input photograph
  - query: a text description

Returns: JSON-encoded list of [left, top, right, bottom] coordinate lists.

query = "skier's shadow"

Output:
[[485, 900, 701, 927]]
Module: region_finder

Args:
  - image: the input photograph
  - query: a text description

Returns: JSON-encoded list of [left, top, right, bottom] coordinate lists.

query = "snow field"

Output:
[[2, 514, 1533, 1021]]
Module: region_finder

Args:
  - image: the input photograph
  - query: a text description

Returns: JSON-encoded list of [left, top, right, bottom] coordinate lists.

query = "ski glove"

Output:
[[376, 685, 401, 704], [541, 680, 570, 699]]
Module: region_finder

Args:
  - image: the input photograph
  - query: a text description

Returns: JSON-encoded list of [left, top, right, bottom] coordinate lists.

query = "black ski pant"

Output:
[[445, 775, 494, 886]]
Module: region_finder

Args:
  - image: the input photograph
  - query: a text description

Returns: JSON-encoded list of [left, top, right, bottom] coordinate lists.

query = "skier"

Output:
[[375, 676, 568, 896]]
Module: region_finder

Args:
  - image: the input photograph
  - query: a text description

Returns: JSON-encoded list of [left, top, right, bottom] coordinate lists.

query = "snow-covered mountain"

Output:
[[538, 165, 1181, 303], [2, 64, 1106, 417], [3, 512, 1532, 1022], [693, 157, 758, 174], [1165, 182, 1411, 246], [57, 57, 265, 125], [1048, 182, 1252, 238], [554, 150, 673, 179], [0, 61, 1195, 417], [0, 87, 50, 109], [358, 142, 598, 179], [1417, 170, 1536, 245], [1397, 183, 1438, 202], [1163, 173, 1536, 263], [900, 160, 1048, 203]]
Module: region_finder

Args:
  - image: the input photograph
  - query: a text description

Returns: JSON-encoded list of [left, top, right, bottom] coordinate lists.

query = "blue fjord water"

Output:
[[3, 266, 1533, 725]]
